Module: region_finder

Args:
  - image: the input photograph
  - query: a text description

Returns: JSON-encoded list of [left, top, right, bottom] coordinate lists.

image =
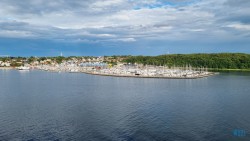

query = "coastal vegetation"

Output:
[[123, 53, 250, 71], [1, 53, 250, 71]]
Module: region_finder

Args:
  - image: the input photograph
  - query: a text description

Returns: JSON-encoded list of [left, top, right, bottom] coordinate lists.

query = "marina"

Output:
[[35, 63, 216, 79]]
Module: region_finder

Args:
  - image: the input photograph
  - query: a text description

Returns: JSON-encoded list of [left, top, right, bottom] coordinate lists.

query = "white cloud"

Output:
[[0, 30, 34, 38], [0, 0, 249, 43], [117, 38, 136, 42], [227, 23, 250, 30]]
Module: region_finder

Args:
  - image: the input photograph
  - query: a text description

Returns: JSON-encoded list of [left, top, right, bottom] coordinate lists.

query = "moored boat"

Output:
[[17, 66, 30, 70]]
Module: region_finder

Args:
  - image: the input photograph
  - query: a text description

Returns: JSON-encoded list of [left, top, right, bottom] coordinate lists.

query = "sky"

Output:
[[0, 0, 250, 56]]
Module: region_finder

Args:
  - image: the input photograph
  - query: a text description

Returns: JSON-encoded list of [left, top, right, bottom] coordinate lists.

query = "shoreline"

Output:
[[35, 64, 218, 79], [0, 67, 14, 69], [209, 68, 250, 72], [1, 67, 249, 72], [0, 67, 224, 79], [82, 71, 218, 79]]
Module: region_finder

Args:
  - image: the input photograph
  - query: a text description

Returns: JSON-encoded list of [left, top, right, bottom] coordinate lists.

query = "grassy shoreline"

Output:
[[208, 68, 250, 72]]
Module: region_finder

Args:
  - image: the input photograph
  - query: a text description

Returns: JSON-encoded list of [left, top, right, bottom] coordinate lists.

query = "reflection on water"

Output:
[[0, 70, 250, 141]]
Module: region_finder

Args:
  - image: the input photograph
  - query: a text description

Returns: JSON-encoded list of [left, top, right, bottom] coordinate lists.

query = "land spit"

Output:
[[35, 64, 217, 79]]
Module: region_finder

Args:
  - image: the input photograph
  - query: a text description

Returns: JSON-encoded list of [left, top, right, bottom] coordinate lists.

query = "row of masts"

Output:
[[130, 63, 209, 72]]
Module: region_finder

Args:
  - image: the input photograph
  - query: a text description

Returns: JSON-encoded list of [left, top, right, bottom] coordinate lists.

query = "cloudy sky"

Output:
[[0, 0, 250, 56]]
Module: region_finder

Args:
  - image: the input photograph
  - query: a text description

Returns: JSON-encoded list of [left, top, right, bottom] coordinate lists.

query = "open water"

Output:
[[0, 70, 249, 141]]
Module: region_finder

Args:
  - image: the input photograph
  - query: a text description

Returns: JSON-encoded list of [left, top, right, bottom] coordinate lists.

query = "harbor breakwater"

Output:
[[34, 65, 217, 79]]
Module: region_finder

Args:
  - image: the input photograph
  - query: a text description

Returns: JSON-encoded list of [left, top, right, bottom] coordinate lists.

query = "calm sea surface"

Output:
[[0, 70, 249, 141]]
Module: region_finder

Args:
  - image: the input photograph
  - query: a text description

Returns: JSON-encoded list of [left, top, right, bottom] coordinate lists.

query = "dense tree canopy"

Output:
[[123, 53, 250, 69]]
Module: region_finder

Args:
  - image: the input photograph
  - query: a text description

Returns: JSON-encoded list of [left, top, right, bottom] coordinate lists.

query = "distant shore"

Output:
[[0, 66, 242, 73]]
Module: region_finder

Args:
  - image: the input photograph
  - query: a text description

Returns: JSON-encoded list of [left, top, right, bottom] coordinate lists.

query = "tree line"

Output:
[[123, 53, 250, 69]]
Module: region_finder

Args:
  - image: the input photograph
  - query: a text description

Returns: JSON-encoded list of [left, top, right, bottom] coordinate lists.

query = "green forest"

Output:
[[123, 53, 250, 70]]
